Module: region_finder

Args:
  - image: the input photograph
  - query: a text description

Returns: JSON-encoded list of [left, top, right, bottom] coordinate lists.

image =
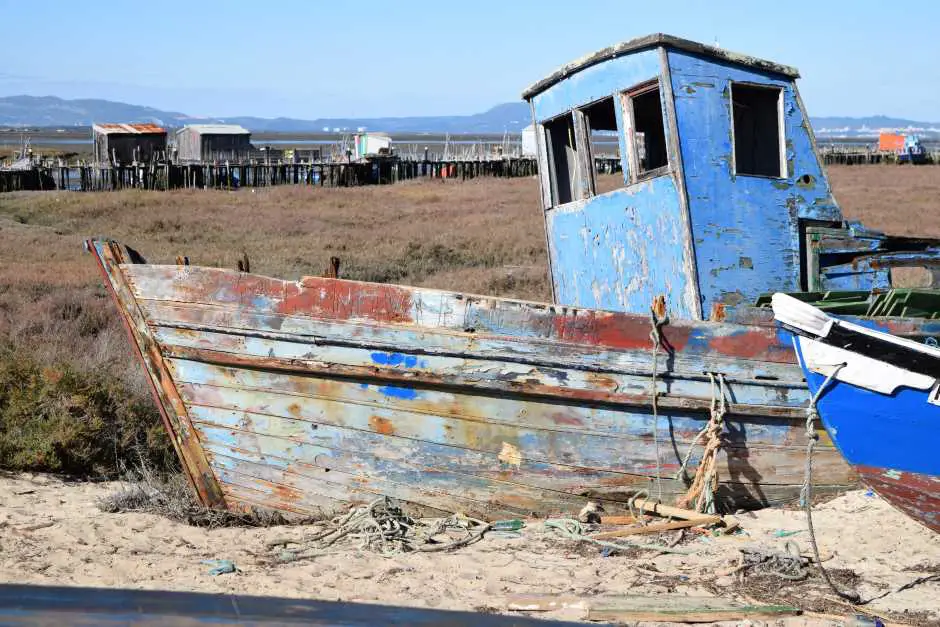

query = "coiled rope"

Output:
[[267, 497, 490, 560]]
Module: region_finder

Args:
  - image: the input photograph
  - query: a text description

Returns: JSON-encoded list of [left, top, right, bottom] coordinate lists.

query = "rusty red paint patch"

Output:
[[551, 412, 585, 427], [279, 278, 414, 324], [856, 464, 940, 533], [551, 311, 691, 352], [707, 328, 787, 361]]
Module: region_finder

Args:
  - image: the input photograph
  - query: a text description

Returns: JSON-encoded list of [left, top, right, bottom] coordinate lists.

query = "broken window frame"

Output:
[[730, 81, 787, 179], [573, 96, 621, 199], [621, 80, 670, 184], [541, 112, 582, 207]]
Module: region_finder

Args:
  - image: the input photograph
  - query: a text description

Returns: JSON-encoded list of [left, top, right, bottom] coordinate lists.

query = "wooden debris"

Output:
[[591, 515, 720, 539], [631, 498, 739, 533], [586, 595, 800, 623], [631, 498, 708, 520], [18, 521, 55, 532], [324, 256, 341, 279], [598, 515, 636, 525], [504, 594, 588, 612]]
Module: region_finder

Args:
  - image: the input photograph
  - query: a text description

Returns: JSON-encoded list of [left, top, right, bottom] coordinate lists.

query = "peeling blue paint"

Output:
[[546, 179, 696, 318], [531, 50, 661, 121], [667, 49, 843, 315], [370, 352, 420, 368], [377, 385, 419, 400]]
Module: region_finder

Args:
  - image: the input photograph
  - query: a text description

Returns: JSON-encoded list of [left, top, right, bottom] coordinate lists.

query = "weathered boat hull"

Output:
[[774, 293, 940, 533], [792, 338, 940, 533], [89, 239, 859, 519]]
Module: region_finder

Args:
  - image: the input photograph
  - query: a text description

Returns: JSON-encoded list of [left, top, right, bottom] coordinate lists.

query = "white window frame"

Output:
[[621, 79, 670, 185]]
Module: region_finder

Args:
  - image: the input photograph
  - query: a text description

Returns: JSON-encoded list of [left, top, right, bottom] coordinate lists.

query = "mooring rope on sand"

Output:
[[800, 363, 862, 604], [543, 518, 696, 555], [266, 497, 490, 561]]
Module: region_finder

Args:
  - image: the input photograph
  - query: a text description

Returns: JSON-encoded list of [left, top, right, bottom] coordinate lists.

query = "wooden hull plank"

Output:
[[84, 242, 863, 516]]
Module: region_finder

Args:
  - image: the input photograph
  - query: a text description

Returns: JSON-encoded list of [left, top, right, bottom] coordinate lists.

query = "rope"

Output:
[[543, 518, 694, 555], [790, 361, 939, 607], [802, 364, 861, 603], [677, 373, 727, 513], [649, 306, 670, 503], [267, 498, 490, 561], [736, 542, 808, 581]]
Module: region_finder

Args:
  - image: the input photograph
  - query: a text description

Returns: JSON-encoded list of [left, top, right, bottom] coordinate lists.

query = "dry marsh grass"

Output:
[[0, 166, 938, 476]]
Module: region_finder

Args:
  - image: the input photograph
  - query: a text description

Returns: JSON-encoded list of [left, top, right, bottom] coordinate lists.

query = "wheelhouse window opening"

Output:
[[579, 97, 620, 196], [622, 83, 668, 181], [731, 83, 785, 177], [543, 113, 579, 206]]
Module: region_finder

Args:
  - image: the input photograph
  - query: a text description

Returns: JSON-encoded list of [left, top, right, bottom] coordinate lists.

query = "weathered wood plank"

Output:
[[186, 399, 855, 490], [585, 595, 800, 623], [152, 325, 806, 412], [139, 299, 802, 386], [168, 358, 817, 446], [209, 451, 537, 519], [123, 264, 797, 363], [162, 342, 807, 420], [89, 241, 225, 509]]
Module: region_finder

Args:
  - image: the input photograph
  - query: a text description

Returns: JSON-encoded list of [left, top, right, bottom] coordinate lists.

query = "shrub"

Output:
[[0, 345, 174, 475]]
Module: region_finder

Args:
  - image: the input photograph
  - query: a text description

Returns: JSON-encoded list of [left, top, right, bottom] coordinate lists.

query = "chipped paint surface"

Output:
[[545, 179, 696, 317], [530, 48, 660, 121], [89, 239, 863, 520], [856, 465, 940, 533], [527, 35, 940, 323], [521, 33, 798, 101], [668, 49, 841, 315]]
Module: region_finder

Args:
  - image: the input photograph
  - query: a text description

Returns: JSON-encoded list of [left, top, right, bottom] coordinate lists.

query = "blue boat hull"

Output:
[[793, 337, 940, 533]]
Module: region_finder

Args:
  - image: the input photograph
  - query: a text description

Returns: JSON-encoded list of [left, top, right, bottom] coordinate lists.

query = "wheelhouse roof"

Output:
[[521, 33, 799, 100]]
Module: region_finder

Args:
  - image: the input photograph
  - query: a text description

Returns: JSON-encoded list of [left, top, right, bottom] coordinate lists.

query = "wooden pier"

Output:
[[0, 167, 56, 192], [46, 157, 549, 192], [819, 147, 940, 165]]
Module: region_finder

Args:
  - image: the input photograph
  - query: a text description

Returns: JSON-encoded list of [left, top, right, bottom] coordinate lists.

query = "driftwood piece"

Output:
[[591, 515, 720, 539], [586, 595, 800, 623], [504, 595, 588, 612], [631, 498, 739, 533]]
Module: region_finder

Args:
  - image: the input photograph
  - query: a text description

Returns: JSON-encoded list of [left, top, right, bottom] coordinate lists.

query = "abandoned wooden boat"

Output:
[[772, 293, 940, 533], [89, 34, 940, 519]]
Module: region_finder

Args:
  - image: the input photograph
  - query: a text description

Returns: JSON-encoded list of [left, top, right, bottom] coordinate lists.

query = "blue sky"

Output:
[[1, 0, 937, 120]]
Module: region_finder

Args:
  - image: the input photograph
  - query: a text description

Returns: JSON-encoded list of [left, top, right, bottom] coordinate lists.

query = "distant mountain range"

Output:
[[0, 96, 530, 134], [1, 95, 938, 137]]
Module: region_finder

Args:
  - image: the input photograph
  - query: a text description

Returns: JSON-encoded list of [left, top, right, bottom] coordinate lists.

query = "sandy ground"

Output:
[[0, 473, 937, 626]]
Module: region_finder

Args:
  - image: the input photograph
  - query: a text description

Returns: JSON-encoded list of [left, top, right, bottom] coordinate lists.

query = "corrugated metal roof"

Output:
[[92, 123, 166, 135], [178, 124, 251, 135]]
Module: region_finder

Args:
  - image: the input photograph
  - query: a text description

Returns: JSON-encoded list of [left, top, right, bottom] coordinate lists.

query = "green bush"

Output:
[[0, 346, 175, 476]]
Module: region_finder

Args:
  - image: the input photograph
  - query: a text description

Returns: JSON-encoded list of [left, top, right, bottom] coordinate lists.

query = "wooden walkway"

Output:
[[819, 148, 939, 165], [0, 168, 56, 192], [2, 157, 626, 193], [63, 158, 541, 192]]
